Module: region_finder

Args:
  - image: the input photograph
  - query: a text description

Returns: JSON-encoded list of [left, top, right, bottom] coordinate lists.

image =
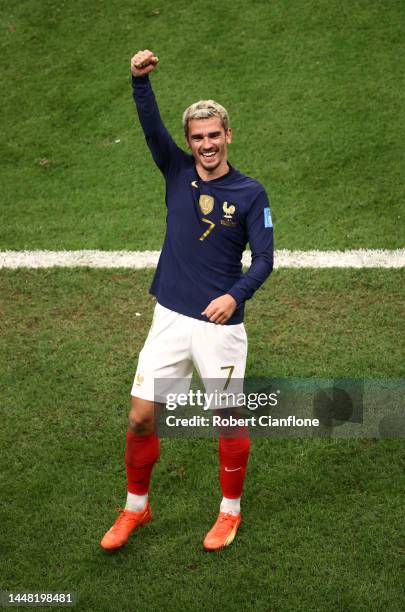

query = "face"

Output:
[[187, 116, 232, 177]]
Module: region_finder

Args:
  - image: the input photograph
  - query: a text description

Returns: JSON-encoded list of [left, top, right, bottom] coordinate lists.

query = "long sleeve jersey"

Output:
[[132, 75, 274, 325]]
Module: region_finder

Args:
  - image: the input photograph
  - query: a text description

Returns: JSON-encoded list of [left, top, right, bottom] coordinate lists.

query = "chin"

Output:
[[202, 160, 220, 172]]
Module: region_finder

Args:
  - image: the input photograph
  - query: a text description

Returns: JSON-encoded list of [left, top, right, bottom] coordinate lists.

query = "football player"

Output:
[[101, 49, 274, 551]]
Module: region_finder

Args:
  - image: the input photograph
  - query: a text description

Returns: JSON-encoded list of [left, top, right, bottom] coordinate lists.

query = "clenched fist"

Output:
[[201, 294, 237, 325], [130, 49, 159, 77]]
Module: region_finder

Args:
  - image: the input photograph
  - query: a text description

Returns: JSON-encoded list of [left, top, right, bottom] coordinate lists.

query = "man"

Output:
[[100, 49, 273, 551]]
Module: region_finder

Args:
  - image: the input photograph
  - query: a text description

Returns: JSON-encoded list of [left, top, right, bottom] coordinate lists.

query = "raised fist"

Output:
[[130, 49, 159, 77]]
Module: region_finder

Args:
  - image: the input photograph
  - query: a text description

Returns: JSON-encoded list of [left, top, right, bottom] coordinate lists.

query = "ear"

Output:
[[225, 128, 232, 144]]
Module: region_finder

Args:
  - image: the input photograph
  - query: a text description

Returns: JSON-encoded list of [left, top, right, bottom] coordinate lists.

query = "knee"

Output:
[[128, 400, 155, 435], [128, 411, 154, 435]]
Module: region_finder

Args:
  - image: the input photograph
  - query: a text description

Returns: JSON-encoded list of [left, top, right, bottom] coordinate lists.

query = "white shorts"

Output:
[[131, 303, 247, 402]]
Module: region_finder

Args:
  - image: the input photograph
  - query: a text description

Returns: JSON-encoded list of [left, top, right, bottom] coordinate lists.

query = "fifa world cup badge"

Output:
[[199, 195, 214, 215]]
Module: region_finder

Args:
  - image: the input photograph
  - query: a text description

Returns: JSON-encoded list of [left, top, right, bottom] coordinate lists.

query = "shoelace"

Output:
[[213, 513, 237, 534], [110, 508, 138, 531]]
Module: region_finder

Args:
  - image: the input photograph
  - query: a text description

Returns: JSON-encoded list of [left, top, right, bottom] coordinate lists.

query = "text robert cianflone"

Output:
[[166, 415, 320, 428], [165, 389, 280, 411]]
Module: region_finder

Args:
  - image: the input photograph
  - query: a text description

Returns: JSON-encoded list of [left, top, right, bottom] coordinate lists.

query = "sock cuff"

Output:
[[126, 429, 159, 442]]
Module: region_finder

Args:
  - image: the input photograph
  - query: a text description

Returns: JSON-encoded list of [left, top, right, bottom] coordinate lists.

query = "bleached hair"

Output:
[[182, 100, 230, 137]]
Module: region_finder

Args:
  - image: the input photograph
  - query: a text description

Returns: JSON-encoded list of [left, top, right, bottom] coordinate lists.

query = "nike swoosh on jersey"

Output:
[[224, 467, 242, 472], [191, 180, 198, 188]]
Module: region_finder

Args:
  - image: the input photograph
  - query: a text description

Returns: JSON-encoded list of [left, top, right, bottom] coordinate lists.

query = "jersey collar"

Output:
[[193, 162, 235, 185]]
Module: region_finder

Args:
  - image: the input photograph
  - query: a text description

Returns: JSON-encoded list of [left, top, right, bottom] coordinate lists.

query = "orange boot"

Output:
[[100, 502, 152, 550]]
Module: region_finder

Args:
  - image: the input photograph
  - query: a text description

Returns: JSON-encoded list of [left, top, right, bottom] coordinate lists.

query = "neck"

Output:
[[196, 160, 230, 182]]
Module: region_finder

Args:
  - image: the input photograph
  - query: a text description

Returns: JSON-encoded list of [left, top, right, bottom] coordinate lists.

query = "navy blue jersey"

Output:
[[132, 75, 273, 324]]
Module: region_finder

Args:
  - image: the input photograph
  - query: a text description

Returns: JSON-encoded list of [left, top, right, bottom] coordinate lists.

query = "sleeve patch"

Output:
[[264, 207, 273, 228]]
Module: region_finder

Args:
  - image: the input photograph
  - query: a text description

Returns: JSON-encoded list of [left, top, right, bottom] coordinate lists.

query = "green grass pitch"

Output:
[[1, 270, 404, 611], [0, 0, 404, 610]]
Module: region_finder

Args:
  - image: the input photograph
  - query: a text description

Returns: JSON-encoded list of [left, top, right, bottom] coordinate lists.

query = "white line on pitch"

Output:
[[0, 249, 404, 269]]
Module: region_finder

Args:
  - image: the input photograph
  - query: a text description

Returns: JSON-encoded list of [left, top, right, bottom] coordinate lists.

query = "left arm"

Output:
[[202, 190, 274, 324], [227, 189, 274, 306]]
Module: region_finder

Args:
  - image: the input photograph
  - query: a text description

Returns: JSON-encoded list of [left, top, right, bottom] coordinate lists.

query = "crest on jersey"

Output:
[[199, 195, 214, 215], [221, 201, 237, 227], [222, 202, 236, 218], [135, 373, 144, 387]]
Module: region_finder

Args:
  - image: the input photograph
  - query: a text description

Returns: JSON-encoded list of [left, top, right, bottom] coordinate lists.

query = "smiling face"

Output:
[[186, 116, 232, 180]]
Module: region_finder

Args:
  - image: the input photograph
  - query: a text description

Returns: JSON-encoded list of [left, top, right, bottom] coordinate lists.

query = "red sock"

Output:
[[219, 434, 251, 499], [125, 430, 160, 495]]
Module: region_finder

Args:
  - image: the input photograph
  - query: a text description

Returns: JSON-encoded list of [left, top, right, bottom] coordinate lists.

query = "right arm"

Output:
[[131, 49, 184, 175]]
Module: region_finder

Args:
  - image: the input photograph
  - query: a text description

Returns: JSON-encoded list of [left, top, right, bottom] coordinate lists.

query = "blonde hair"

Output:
[[182, 100, 230, 137]]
